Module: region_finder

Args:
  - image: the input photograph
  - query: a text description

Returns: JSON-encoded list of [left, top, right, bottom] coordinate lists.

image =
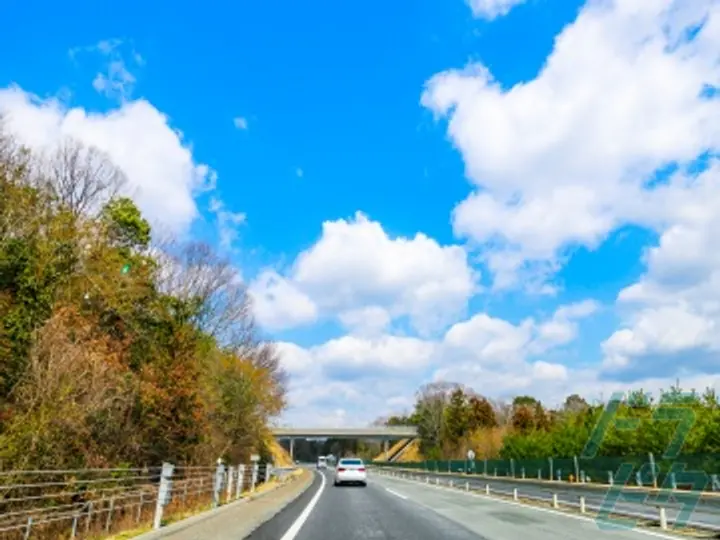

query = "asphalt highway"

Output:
[[378, 468, 720, 529], [245, 468, 688, 540]]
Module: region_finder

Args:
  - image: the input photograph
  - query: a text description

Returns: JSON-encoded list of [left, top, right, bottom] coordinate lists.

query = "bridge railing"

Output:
[[0, 461, 278, 539]]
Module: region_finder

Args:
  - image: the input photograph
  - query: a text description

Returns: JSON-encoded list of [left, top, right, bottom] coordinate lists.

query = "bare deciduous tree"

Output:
[[38, 138, 126, 217]]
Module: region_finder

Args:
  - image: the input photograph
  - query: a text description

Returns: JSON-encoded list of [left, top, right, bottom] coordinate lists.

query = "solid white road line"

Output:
[[385, 487, 408, 500], [279, 470, 327, 540]]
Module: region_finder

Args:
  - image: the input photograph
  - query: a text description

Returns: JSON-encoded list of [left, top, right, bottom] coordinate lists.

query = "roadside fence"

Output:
[[373, 452, 720, 491], [0, 460, 276, 539]]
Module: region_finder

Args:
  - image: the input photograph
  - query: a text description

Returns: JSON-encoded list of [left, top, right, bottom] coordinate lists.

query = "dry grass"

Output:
[[267, 437, 294, 467], [396, 440, 422, 462], [466, 426, 507, 459], [372, 439, 410, 462]]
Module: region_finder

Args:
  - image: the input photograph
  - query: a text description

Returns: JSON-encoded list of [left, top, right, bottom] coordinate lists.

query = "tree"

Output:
[[467, 396, 498, 430], [413, 382, 459, 458], [39, 139, 125, 217], [562, 394, 589, 414], [511, 405, 535, 434], [444, 388, 469, 447], [101, 197, 151, 253], [0, 123, 288, 473]]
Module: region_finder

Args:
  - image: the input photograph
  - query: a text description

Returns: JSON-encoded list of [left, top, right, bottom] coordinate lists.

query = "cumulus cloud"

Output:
[[250, 270, 319, 331], [422, 0, 720, 291], [233, 117, 248, 130], [250, 212, 478, 334], [0, 86, 215, 235], [601, 161, 720, 380], [277, 301, 596, 425]]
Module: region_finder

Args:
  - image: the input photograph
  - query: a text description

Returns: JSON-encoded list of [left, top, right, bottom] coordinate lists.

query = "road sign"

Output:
[[250, 454, 260, 462], [467, 450, 475, 460]]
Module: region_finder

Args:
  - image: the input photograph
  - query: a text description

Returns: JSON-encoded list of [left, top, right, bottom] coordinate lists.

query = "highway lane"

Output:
[[379, 468, 720, 529], [247, 468, 687, 540]]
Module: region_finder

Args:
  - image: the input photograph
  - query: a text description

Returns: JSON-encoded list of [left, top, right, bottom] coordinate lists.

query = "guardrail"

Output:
[[372, 465, 720, 533], [0, 462, 280, 539]]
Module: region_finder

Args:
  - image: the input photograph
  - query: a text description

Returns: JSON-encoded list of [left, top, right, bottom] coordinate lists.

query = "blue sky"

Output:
[[1, 0, 719, 426]]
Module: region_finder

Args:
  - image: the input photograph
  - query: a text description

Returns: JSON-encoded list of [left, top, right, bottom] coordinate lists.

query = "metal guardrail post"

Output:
[[236, 465, 245, 498], [226, 466, 235, 503], [153, 462, 175, 530], [649, 452, 658, 489], [105, 497, 115, 532], [552, 493, 558, 508], [213, 462, 226, 509], [659, 507, 668, 530], [580, 496, 586, 513], [573, 455, 579, 483], [513, 488, 518, 501], [251, 464, 258, 492]]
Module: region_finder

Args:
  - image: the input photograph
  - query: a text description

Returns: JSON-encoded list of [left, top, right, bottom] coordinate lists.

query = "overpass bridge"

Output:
[[272, 426, 418, 460]]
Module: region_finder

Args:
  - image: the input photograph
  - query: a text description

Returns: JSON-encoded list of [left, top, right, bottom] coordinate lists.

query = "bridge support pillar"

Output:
[[289, 438, 295, 461], [384, 439, 389, 460]]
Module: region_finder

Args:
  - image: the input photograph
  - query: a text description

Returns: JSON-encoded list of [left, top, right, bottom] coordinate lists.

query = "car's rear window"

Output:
[[339, 459, 363, 465]]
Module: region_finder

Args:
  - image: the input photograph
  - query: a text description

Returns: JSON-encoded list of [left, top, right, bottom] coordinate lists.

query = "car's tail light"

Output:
[[358, 468, 366, 472], [338, 468, 346, 472]]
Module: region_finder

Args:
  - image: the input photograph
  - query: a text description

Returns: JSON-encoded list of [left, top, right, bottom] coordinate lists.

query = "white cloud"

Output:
[[0, 86, 215, 235], [250, 211, 478, 334], [338, 306, 392, 337], [250, 270, 318, 331], [208, 197, 246, 251], [233, 117, 248, 130], [278, 301, 594, 425], [93, 61, 136, 101], [422, 0, 720, 291], [467, 0, 526, 19], [72, 38, 144, 101], [277, 335, 437, 427], [601, 162, 720, 380]]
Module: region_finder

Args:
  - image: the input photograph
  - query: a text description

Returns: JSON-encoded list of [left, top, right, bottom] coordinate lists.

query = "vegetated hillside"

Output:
[[0, 123, 287, 470], [267, 437, 293, 467], [379, 382, 720, 462]]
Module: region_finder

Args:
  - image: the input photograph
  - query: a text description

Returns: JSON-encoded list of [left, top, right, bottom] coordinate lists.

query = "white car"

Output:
[[333, 458, 367, 486], [317, 456, 327, 469]]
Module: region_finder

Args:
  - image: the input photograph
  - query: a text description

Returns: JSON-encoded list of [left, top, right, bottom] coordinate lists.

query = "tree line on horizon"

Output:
[[0, 120, 287, 470], [376, 382, 720, 461]]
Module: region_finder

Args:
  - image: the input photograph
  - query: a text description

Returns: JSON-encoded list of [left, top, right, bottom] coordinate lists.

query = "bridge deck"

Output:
[[272, 427, 417, 439]]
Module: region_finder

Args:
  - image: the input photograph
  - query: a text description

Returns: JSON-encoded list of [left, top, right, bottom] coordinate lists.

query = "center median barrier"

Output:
[[373, 466, 720, 535]]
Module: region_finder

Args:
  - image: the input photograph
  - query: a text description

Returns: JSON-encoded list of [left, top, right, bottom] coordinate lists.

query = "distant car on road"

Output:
[[333, 457, 367, 487], [317, 456, 327, 469]]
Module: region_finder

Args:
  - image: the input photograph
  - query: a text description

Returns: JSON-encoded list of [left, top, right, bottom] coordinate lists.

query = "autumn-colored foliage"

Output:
[[0, 123, 286, 470]]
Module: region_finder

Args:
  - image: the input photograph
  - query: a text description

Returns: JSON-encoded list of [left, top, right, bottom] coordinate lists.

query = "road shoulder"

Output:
[[135, 469, 315, 540]]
